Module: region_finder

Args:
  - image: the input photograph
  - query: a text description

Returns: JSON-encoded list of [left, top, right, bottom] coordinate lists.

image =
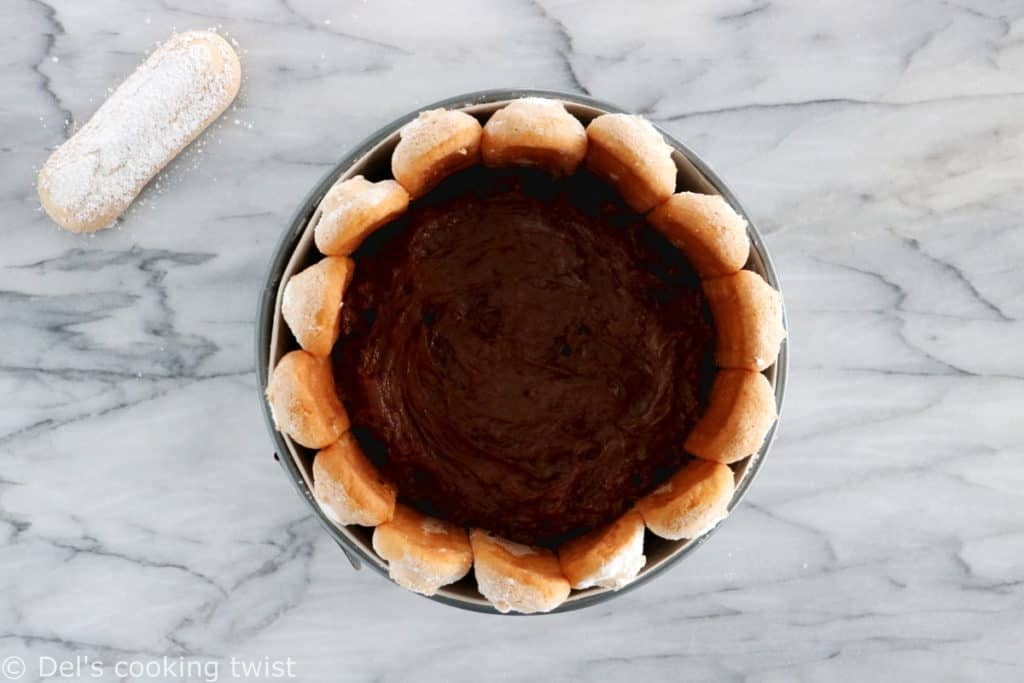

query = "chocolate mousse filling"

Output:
[[334, 166, 715, 546]]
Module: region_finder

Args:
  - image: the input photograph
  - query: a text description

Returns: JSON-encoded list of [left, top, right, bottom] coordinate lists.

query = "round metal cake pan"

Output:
[[256, 89, 789, 614]]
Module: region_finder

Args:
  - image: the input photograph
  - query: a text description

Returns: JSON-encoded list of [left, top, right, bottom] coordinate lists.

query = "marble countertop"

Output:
[[4, 0, 1023, 680]]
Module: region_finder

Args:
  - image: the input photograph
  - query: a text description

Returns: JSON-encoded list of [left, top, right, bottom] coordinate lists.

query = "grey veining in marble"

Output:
[[2, 0, 1023, 680]]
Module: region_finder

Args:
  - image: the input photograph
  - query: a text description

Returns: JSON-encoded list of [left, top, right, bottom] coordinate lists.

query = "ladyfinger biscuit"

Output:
[[313, 433, 396, 527], [391, 109, 482, 198], [648, 192, 750, 278], [470, 529, 571, 614], [281, 256, 355, 357], [585, 113, 676, 213], [685, 370, 777, 465], [372, 504, 473, 596], [265, 350, 349, 449], [314, 176, 409, 256], [558, 511, 646, 590], [37, 30, 241, 233], [637, 460, 734, 540], [481, 98, 587, 176], [704, 270, 786, 371]]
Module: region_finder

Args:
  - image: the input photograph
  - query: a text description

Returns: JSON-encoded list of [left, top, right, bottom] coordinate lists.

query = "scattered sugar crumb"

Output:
[[422, 519, 446, 535]]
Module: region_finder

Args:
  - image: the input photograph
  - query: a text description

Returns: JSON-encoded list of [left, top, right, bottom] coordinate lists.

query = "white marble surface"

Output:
[[3, 0, 1023, 680]]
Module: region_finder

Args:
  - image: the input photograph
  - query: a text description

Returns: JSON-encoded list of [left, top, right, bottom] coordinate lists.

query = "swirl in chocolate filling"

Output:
[[334, 167, 714, 545]]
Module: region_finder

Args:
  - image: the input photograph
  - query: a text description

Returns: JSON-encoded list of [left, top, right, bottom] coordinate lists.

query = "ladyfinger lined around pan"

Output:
[[372, 504, 474, 596], [685, 370, 777, 465], [314, 176, 409, 256], [281, 256, 354, 357], [391, 109, 482, 198], [313, 432, 397, 527], [481, 97, 587, 176], [636, 460, 735, 540], [584, 113, 677, 213], [265, 350, 349, 449], [648, 192, 751, 279], [704, 270, 786, 371], [470, 529, 571, 614], [558, 511, 646, 590]]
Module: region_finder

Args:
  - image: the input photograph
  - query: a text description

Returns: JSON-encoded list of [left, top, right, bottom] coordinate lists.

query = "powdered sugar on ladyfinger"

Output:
[[37, 30, 241, 233]]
